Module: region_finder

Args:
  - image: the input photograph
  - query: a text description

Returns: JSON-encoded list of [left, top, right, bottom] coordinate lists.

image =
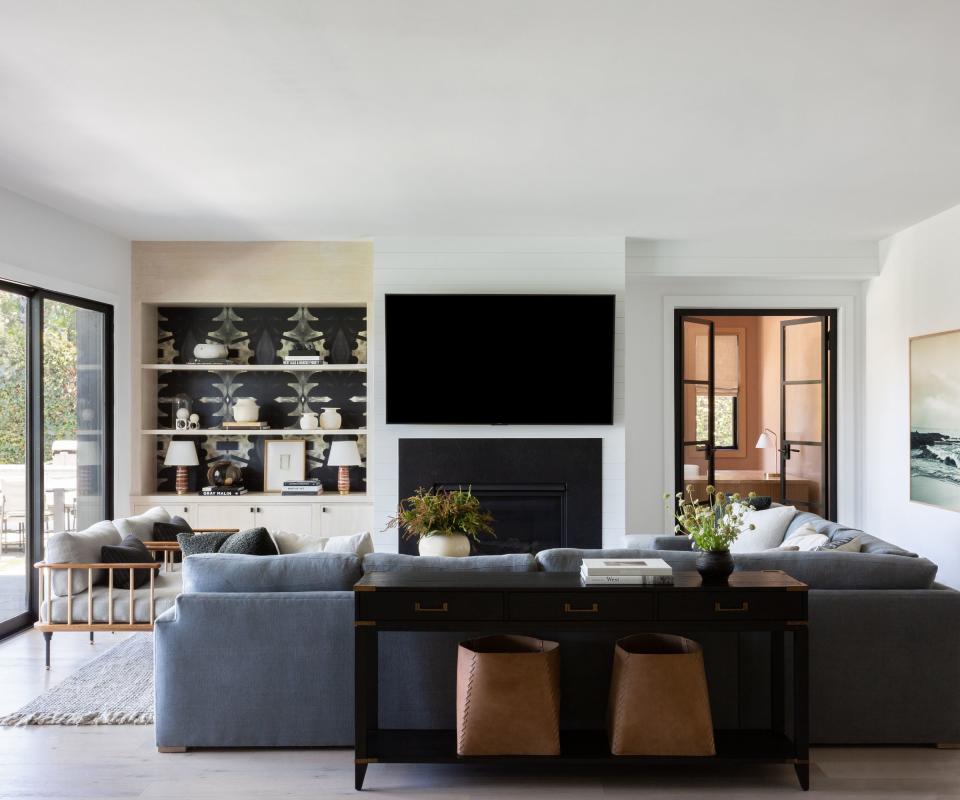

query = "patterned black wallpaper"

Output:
[[156, 306, 367, 493]]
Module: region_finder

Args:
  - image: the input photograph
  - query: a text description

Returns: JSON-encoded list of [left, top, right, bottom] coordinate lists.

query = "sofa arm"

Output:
[[154, 591, 355, 748], [652, 536, 694, 551], [809, 589, 960, 744]]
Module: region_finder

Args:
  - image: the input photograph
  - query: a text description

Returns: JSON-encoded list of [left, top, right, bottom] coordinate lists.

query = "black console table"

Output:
[[353, 570, 809, 790]]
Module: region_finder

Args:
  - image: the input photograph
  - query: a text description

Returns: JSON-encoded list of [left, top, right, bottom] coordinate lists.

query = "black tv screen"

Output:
[[385, 294, 615, 425]]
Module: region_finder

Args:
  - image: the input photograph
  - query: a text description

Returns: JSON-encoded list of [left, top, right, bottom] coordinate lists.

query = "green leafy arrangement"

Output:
[[386, 487, 495, 541], [665, 485, 756, 553]]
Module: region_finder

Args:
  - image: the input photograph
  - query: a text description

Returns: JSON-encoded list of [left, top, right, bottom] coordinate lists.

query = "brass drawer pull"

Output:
[[714, 601, 749, 613], [564, 602, 599, 613], [414, 601, 449, 613]]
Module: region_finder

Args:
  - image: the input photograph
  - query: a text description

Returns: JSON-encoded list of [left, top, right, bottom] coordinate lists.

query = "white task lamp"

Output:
[[164, 441, 199, 495], [754, 428, 780, 479], [327, 441, 362, 495]]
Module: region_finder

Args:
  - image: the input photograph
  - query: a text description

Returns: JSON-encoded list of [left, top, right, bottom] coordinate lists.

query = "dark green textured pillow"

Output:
[[219, 527, 279, 556], [178, 531, 232, 556]]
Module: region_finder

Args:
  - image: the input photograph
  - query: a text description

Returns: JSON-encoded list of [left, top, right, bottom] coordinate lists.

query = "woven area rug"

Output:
[[0, 634, 153, 726]]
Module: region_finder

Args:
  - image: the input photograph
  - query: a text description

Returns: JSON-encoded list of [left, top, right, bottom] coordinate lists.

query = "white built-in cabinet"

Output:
[[132, 496, 373, 537]]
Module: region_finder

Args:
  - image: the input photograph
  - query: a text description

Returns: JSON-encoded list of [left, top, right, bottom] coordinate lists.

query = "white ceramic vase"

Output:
[[194, 342, 228, 360], [418, 532, 471, 557], [319, 407, 342, 430], [232, 398, 260, 424], [300, 411, 319, 430]]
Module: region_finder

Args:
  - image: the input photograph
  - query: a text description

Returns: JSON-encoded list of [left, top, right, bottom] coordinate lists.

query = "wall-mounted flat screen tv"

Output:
[[385, 294, 615, 425]]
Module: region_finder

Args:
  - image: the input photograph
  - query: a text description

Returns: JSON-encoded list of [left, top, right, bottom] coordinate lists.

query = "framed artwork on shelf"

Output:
[[910, 327, 960, 512], [264, 439, 307, 492]]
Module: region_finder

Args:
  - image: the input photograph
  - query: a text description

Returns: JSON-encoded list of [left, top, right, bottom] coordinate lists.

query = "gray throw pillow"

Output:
[[219, 527, 279, 556], [817, 534, 863, 553], [178, 531, 231, 556]]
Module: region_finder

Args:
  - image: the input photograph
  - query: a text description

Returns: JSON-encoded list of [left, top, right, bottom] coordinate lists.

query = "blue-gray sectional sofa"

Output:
[[153, 511, 960, 750]]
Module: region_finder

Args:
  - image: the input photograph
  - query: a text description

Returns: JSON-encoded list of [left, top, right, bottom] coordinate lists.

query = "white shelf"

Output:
[[143, 429, 367, 436], [142, 363, 366, 372], [136, 492, 370, 503]]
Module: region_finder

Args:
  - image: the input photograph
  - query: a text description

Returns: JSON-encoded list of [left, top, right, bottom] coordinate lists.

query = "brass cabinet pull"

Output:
[[564, 602, 599, 613], [414, 601, 449, 613], [714, 601, 749, 612]]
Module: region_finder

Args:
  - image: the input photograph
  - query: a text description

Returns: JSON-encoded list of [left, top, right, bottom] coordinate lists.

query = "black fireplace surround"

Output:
[[397, 438, 602, 555]]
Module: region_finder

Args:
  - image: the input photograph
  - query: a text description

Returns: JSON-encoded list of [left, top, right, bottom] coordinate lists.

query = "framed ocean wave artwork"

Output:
[[910, 328, 960, 511]]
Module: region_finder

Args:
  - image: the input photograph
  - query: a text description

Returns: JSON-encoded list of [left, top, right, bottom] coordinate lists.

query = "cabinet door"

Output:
[[196, 504, 256, 531], [255, 503, 313, 533], [134, 503, 197, 521], [317, 504, 373, 537]]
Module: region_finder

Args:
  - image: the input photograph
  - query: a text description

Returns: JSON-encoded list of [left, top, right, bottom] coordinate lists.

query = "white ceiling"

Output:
[[2, 0, 960, 241]]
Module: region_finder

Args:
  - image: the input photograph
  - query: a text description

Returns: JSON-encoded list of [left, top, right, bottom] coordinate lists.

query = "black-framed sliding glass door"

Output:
[[0, 280, 113, 639]]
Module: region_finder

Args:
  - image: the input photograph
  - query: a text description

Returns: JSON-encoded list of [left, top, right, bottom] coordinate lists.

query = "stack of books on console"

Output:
[[580, 558, 674, 585], [201, 485, 248, 496], [283, 347, 323, 366], [282, 479, 323, 497]]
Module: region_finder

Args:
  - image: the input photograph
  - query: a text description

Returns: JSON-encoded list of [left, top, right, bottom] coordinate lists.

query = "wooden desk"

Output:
[[353, 570, 809, 791]]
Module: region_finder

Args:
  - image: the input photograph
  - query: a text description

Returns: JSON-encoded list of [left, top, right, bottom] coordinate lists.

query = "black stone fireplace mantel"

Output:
[[397, 438, 602, 554]]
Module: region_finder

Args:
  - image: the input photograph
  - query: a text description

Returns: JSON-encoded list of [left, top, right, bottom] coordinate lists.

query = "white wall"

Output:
[[865, 204, 960, 588], [372, 237, 625, 552], [625, 239, 874, 536], [0, 186, 132, 512]]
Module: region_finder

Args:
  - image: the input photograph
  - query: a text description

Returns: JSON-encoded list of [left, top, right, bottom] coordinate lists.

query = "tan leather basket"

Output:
[[607, 633, 715, 756], [456, 634, 561, 756]]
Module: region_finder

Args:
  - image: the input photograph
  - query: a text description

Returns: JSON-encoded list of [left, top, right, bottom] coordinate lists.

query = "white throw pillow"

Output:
[[270, 530, 325, 555], [782, 523, 829, 552], [45, 520, 122, 596], [322, 531, 374, 557], [114, 506, 171, 540], [729, 506, 797, 553]]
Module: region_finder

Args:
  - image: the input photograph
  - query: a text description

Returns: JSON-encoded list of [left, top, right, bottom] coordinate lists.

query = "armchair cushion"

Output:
[[45, 520, 121, 596], [115, 506, 171, 539]]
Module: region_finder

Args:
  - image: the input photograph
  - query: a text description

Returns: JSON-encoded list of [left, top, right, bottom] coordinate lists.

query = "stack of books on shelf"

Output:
[[580, 558, 674, 585], [221, 421, 271, 430], [201, 485, 248, 496], [283, 347, 323, 366], [282, 479, 323, 497]]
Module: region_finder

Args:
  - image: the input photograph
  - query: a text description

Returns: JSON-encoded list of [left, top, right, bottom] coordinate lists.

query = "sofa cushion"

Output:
[[182, 552, 363, 593], [362, 553, 537, 573], [45, 520, 122, 596], [115, 506, 171, 539], [101, 535, 153, 589], [730, 506, 796, 552], [219, 527, 279, 556], [152, 516, 191, 563], [537, 548, 937, 590], [782, 523, 829, 551], [270, 530, 325, 555], [39, 570, 182, 624], [323, 531, 374, 556], [783, 511, 918, 557]]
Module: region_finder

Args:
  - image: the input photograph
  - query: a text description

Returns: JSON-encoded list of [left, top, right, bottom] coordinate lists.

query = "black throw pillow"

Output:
[[219, 527, 279, 556], [101, 535, 153, 589], [153, 516, 193, 563], [178, 531, 232, 556]]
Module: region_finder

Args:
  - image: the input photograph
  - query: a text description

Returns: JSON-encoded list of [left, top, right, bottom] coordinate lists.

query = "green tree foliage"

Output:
[[695, 394, 736, 448], [0, 294, 79, 464]]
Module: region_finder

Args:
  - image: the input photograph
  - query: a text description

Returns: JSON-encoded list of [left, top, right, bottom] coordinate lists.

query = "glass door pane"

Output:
[[0, 289, 28, 625], [780, 316, 827, 515], [679, 317, 714, 502], [43, 299, 108, 538]]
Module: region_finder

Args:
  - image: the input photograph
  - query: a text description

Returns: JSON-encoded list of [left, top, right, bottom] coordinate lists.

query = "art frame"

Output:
[[263, 439, 307, 493], [909, 327, 960, 512]]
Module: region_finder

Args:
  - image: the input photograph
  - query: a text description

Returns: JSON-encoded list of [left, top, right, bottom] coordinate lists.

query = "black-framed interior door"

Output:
[[0, 279, 113, 640], [780, 316, 833, 517], [676, 316, 715, 502]]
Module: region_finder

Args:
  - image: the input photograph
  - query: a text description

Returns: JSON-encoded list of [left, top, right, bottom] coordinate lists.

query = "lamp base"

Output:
[[175, 466, 189, 495], [337, 465, 350, 495]]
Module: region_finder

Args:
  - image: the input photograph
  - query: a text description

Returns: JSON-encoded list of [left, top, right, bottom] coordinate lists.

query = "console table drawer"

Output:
[[508, 592, 654, 621], [359, 591, 502, 621], [658, 591, 803, 621]]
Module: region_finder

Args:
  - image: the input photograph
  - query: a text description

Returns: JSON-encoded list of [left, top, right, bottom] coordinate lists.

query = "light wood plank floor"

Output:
[[1, 628, 958, 799]]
